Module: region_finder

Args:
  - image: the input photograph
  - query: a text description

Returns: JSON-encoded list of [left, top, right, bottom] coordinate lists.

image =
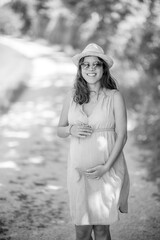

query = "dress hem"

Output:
[[74, 218, 120, 226]]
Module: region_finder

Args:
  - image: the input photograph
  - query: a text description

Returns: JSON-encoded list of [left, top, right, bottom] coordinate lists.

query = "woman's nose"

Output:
[[88, 65, 95, 70]]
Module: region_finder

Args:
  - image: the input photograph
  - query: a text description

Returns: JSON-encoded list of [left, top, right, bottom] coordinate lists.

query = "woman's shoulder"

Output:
[[111, 90, 126, 108], [102, 89, 125, 104], [102, 88, 119, 96]]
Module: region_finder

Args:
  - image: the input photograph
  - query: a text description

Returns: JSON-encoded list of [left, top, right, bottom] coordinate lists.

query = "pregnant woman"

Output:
[[57, 43, 130, 240]]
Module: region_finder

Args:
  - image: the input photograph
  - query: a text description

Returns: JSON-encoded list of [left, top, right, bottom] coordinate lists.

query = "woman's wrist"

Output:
[[104, 162, 111, 172], [68, 124, 73, 136]]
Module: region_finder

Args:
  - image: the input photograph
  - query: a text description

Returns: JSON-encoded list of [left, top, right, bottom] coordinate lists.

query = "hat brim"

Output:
[[72, 51, 113, 68]]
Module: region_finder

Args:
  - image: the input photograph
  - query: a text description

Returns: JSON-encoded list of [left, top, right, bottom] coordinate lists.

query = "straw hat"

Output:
[[72, 43, 113, 68]]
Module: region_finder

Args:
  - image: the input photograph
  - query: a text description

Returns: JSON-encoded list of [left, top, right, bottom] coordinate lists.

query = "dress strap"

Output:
[[111, 89, 118, 98]]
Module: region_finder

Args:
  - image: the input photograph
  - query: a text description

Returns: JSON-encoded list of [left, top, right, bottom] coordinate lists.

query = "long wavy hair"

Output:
[[73, 56, 118, 105]]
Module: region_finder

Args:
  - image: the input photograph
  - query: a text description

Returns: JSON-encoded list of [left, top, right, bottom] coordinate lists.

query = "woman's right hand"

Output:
[[70, 124, 93, 138]]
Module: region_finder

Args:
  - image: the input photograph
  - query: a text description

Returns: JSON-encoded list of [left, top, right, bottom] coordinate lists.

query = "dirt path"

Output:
[[0, 38, 160, 240]]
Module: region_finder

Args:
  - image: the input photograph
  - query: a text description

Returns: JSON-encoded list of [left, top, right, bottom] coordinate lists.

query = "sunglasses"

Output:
[[80, 61, 103, 70]]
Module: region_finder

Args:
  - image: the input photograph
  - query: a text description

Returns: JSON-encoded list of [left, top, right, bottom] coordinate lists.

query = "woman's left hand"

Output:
[[85, 164, 108, 180]]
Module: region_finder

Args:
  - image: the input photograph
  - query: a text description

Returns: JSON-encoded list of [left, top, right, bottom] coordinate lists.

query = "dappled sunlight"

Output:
[[5, 149, 19, 159], [28, 156, 44, 165], [31, 58, 76, 78], [46, 185, 62, 191], [89, 191, 102, 211], [81, 213, 89, 224], [41, 110, 56, 119], [51, 116, 60, 127], [54, 95, 64, 103], [27, 57, 76, 89], [36, 101, 52, 111], [53, 79, 67, 87], [7, 141, 19, 148], [88, 191, 111, 217], [97, 136, 108, 151], [54, 63, 76, 75], [127, 112, 138, 131], [42, 127, 54, 142], [103, 183, 115, 202], [132, 183, 144, 189], [133, 169, 147, 177], [127, 118, 137, 131], [52, 74, 75, 88], [0, 36, 59, 58], [31, 58, 57, 78], [0, 161, 20, 171], [2, 129, 30, 139], [0, 99, 59, 130]]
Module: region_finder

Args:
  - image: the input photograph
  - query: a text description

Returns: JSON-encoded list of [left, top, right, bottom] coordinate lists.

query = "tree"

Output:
[[124, 0, 160, 181], [61, 0, 137, 50]]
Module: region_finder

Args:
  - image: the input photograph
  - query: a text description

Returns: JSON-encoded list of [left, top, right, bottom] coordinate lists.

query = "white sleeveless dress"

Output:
[[67, 89, 130, 225]]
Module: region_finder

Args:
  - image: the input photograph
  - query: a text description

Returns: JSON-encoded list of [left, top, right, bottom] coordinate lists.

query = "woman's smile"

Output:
[[86, 73, 97, 77]]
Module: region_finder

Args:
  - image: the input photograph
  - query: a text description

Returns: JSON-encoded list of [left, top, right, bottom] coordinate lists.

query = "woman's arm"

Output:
[[57, 91, 71, 138], [104, 91, 127, 170], [86, 91, 127, 179], [57, 91, 93, 138]]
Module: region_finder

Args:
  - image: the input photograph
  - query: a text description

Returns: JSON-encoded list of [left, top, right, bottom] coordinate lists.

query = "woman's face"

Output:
[[80, 56, 103, 85]]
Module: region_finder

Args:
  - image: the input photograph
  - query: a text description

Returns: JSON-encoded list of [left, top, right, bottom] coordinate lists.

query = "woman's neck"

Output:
[[88, 84, 101, 94], [88, 84, 103, 103]]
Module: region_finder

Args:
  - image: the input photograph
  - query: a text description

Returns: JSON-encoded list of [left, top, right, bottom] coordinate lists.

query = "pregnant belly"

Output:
[[69, 136, 110, 170]]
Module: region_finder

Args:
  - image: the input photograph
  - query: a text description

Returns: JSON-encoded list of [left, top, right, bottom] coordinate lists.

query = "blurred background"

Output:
[[0, 0, 160, 239]]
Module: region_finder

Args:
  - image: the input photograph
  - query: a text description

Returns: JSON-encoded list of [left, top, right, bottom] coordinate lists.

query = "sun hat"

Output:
[[72, 43, 114, 68]]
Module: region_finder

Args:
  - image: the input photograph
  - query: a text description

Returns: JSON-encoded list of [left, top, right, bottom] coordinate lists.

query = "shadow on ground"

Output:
[[134, 139, 160, 202]]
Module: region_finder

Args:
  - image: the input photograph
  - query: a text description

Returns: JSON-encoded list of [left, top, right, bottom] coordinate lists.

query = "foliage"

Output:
[[10, 0, 32, 33], [123, 0, 160, 179], [0, 7, 22, 35], [60, 0, 139, 49]]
